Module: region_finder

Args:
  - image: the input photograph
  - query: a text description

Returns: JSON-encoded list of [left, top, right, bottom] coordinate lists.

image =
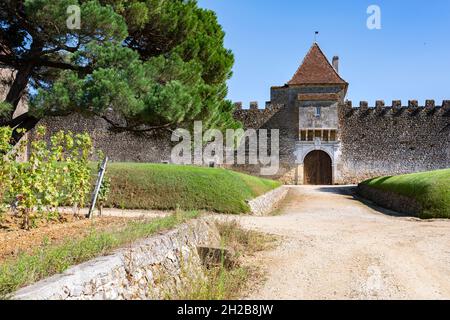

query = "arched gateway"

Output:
[[303, 150, 332, 185]]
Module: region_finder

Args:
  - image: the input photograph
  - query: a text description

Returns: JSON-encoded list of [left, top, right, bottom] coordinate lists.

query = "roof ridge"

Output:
[[289, 43, 317, 83], [288, 42, 347, 86], [311, 43, 347, 84]]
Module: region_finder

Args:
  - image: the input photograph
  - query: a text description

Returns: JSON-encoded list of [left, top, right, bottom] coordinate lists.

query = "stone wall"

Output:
[[229, 163, 299, 185], [299, 103, 338, 129], [357, 183, 421, 216], [14, 218, 220, 300], [36, 113, 174, 163], [248, 186, 290, 215], [232, 99, 450, 185], [29, 98, 450, 186], [338, 101, 450, 184], [232, 101, 300, 184]]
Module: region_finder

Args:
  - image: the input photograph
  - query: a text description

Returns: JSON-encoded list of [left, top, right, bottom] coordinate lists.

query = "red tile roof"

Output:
[[288, 43, 347, 86]]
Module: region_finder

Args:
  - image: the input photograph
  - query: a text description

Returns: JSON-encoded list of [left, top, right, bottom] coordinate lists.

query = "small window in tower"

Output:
[[330, 130, 337, 142], [300, 130, 307, 141], [314, 130, 321, 140], [315, 107, 321, 118], [323, 130, 329, 142]]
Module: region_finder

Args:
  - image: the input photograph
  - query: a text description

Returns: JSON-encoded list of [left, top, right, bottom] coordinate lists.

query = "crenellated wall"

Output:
[[26, 98, 450, 185], [233, 101, 283, 129], [337, 100, 450, 184]]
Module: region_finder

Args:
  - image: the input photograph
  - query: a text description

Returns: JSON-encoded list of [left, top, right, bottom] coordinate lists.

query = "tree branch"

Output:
[[0, 54, 19, 69], [41, 43, 80, 55], [99, 115, 172, 133], [36, 58, 87, 72]]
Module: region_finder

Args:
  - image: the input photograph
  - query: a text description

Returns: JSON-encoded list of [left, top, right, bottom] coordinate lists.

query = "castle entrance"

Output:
[[303, 150, 332, 185]]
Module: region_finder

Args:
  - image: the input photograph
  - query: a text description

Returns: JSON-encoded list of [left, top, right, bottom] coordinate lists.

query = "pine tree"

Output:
[[0, 0, 239, 144]]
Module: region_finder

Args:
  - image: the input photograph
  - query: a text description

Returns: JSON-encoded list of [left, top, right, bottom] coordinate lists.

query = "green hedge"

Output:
[[362, 169, 450, 218]]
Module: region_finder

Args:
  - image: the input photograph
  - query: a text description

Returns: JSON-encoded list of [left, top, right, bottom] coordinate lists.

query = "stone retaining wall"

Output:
[[14, 219, 220, 300], [357, 184, 422, 216], [248, 186, 290, 216]]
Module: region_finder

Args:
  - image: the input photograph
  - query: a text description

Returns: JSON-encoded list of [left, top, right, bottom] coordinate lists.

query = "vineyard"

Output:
[[0, 126, 108, 230]]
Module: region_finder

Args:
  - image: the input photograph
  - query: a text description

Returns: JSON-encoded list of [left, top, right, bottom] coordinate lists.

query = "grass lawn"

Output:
[[102, 164, 281, 214], [0, 211, 200, 299], [361, 169, 450, 219]]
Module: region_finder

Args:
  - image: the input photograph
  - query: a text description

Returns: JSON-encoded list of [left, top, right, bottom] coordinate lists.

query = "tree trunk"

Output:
[[1, 63, 40, 145], [3, 63, 34, 114], [1, 40, 44, 144], [10, 112, 40, 145]]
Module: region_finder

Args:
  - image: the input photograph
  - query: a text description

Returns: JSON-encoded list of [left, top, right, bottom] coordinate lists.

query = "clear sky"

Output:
[[198, 0, 450, 108]]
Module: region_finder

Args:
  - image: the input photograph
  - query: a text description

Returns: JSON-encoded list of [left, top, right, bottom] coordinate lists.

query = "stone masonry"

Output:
[[36, 113, 174, 163], [338, 100, 450, 184], [5, 42, 450, 185], [232, 43, 449, 184], [14, 219, 220, 300]]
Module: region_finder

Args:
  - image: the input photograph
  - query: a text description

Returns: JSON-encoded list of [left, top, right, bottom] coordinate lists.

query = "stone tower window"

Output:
[[315, 107, 321, 118], [300, 129, 338, 142]]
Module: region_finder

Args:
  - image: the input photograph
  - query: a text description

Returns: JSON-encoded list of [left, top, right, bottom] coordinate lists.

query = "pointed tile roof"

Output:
[[288, 43, 347, 86]]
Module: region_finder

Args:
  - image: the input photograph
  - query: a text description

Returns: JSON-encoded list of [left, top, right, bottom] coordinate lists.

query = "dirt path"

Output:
[[235, 186, 450, 300]]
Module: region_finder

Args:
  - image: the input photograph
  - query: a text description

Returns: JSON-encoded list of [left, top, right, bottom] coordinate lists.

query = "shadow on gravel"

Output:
[[353, 194, 414, 218], [318, 186, 414, 218], [317, 186, 356, 196]]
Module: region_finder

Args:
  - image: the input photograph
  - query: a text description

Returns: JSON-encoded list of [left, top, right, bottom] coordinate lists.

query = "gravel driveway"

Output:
[[236, 186, 450, 300]]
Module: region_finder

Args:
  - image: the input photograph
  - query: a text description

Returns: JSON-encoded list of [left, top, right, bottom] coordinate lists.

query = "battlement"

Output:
[[343, 100, 450, 116], [233, 102, 283, 129], [233, 101, 282, 112]]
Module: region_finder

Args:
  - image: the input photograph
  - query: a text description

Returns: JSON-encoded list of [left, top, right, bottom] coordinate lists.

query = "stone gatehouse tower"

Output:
[[273, 42, 347, 185], [234, 42, 348, 184], [233, 42, 450, 185]]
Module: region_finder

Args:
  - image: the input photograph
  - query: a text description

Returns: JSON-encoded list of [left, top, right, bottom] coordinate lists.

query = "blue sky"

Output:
[[198, 0, 450, 107]]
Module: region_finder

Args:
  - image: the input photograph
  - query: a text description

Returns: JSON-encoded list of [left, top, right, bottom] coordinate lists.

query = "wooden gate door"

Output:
[[304, 150, 332, 185]]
